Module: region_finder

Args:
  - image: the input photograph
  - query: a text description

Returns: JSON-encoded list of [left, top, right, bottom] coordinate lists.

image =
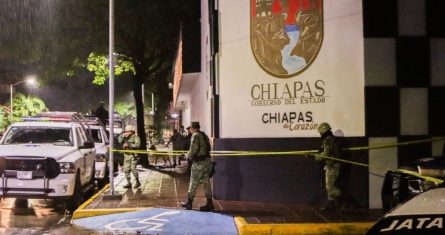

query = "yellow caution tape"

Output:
[[312, 154, 369, 167], [346, 137, 445, 151], [111, 136, 445, 156], [397, 169, 444, 185], [111, 149, 184, 156], [109, 136, 445, 184], [310, 154, 444, 185], [111, 148, 319, 156], [114, 136, 444, 156]]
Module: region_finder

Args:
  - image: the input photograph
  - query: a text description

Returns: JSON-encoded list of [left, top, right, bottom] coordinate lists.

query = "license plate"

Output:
[[17, 171, 33, 180]]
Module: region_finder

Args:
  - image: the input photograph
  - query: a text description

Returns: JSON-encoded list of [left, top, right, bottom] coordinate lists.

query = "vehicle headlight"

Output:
[[95, 154, 107, 162], [59, 162, 76, 174]]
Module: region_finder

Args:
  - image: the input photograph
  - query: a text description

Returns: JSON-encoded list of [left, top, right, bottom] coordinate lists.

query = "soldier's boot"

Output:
[[199, 197, 214, 212], [134, 179, 141, 188], [123, 177, 132, 188], [334, 197, 344, 211], [320, 200, 335, 212], [180, 197, 193, 210]]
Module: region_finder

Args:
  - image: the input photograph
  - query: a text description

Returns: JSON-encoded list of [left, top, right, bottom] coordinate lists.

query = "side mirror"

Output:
[[80, 141, 95, 149]]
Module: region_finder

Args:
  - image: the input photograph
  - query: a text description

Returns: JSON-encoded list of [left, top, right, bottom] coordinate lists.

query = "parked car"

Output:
[[0, 112, 96, 211], [106, 118, 124, 137], [381, 156, 445, 212], [367, 187, 445, 234], [83, 116, 110, 188]]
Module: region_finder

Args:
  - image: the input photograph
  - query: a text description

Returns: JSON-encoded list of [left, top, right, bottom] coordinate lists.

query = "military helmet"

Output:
[[125, 125, 136, 132], [190, 122, 200, 129], [317, 122, 331, 135]]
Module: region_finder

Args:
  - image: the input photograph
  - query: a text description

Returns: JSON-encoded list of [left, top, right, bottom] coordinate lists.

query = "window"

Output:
[[91, 129, 103, 143], [1, 127, 73, 146]]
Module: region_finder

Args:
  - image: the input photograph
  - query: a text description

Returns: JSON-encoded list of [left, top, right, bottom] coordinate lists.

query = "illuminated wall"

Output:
[[218, 0, 365, 138]]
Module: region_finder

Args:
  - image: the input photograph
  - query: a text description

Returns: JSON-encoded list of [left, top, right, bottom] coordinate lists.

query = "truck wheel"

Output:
[[66, 172, 82, 212]]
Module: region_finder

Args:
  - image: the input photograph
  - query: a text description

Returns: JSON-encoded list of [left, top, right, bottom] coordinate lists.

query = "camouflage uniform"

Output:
[[118, 133, 141, 185], [187, 131, 212, 199], [317, 134, 342, 200]]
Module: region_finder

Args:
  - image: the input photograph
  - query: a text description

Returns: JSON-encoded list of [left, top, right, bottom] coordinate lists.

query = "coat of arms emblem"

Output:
[[251, 0, 323, 78]]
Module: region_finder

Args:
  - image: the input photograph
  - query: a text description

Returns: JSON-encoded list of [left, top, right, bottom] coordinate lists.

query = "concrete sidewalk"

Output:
[[72, 159, 382, 234]]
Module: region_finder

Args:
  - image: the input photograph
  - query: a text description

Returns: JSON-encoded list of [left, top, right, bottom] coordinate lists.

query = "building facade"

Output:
[[173, 0, 445, 209]]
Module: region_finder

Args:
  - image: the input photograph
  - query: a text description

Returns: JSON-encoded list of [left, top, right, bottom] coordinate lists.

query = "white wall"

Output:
[[368, 138, 398, 209], [218, 0, 365, 138], [178, 0, 212, 134], [186, 0, 211, 135]]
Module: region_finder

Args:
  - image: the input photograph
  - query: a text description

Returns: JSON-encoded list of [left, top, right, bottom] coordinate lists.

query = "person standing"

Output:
[[94, 101, 109, 126], [183, 126, 193, 173], [181, 122, 214, 211], [312, 122, 342, 211], [165, 129, 184, 167], [178, 125, 186, 136], [118, 125, 141, 189], [183, 126, 192, 150]]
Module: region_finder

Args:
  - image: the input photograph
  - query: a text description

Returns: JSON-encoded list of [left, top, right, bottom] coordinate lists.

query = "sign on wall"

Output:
[[219, 0, 365, 138], [251, 0, 323, 78]]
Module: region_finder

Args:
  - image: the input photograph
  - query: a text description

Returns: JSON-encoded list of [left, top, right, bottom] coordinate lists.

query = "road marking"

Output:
[[104, 210, 180, 231]]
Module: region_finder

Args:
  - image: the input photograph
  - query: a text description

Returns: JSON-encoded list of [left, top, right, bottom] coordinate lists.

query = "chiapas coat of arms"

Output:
[[251, 0, 323, 78]]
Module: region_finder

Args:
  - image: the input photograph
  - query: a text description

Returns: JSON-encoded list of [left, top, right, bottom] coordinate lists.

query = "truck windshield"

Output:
[[1, 127, 73, 146]]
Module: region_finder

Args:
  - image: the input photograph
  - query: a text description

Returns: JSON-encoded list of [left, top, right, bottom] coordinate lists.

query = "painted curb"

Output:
[[72, 207, 149, 219], [78, 184, 110, 210], [234, 217, 375, 235], [72, 184, 149, 219]]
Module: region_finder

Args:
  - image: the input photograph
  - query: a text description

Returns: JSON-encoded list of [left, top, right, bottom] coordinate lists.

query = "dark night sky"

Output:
[[0, 0, 200, 114]]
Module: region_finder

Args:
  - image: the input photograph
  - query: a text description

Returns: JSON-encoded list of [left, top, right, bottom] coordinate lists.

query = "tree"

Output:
[[0, 106, 10, 133], [0, 93, 48, 131], [0, 0, 200, 160], [82, 0, 199, 156], [0, 1, 113, 112], [87, 52, 136, 86], [12, 93, 48, 121], [114, 102, 136, 119]]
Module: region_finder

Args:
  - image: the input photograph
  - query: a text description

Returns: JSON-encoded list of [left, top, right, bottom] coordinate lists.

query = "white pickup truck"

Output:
[[83, 116, 110, 188], [0, 113, 96, 210]]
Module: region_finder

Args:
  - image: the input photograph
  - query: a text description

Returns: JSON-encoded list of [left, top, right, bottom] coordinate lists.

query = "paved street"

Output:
[[0, 198, 86, 234]]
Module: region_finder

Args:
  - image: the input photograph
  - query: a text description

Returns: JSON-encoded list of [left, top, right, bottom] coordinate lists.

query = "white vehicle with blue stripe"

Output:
[[367, 187, 445, 235], [0, 112, 96, 211]]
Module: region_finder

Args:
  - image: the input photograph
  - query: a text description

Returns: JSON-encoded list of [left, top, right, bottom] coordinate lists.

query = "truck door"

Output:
[[76, 127, 95, 183]]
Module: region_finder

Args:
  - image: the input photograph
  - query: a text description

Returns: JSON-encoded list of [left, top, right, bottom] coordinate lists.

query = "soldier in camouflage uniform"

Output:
[[118, 125, 141, 189], [180, 121, 214, 211], [314, 122, 342, 211]]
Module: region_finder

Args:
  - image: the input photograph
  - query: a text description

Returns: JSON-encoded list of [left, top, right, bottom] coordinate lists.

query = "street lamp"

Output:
[[10, 76, 37, 123]]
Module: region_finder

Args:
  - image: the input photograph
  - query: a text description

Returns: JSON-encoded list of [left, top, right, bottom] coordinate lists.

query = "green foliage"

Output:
[[87, 52, 136, 85], [0, 93, 48, 132], [12, 94, 48, 121], [114, 102, 136, 118], [0, 106, 9, 133]]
